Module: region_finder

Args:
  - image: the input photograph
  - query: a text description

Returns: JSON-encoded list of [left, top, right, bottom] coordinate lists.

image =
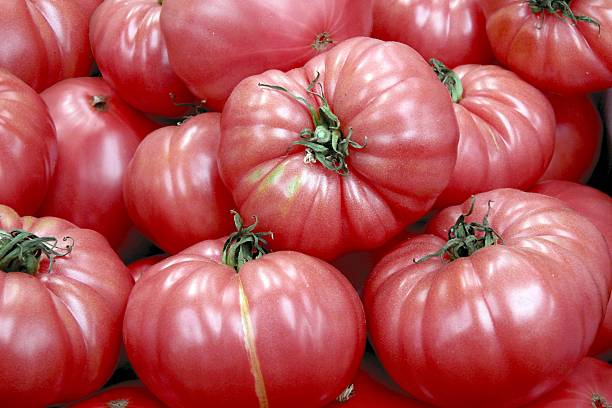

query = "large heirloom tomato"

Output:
[[0, 205, 133, 407], [124, 215, 365, 408], [0, 0, 93, 92], [0, 69, 57, 215], [124, 113, 235, 254], [430, 62, 555, 208], [39, 77, 157, 249], [372, 0, 493, 67], [364, 189, 611, 407], [485, 0, 612, 94], [90, 0, 196, 117], [160, 0, 373, 111], [218, 37, 459, 260]]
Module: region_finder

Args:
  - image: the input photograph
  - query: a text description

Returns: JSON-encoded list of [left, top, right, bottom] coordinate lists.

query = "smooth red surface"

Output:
[[124, 113, 235, 254], [486, 0, 612, 94], [0, 205, 133, 407], [434, 64, 556, 208], [70, 383, 166, 407], [127, 254, 167, 282], [0, 69, 57, 215], [219, 37, 459, 260], [524, 358, 612, 407], [0, 0, 92, 92], [160, 0, 373, 111], [364, 189, 611, 407], [530, 180, 612, 356], [39, 77, 157, 249], [90, 0, 196, 117], [124, 240, 366, 408], [79, 0, 103, 18], [372, 0, 493, 67], [539, 94, 602, 183]]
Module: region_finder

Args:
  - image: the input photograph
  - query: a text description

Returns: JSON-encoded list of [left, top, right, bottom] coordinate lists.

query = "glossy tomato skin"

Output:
[[219, 37, 459, 260], [127, 254, 167, 282], [39, 77, 157, 250], [531, 180, 612, 356], [0, 0, 92, 92], [364, 189, 611, 407], [434, 64, 556, 208], [372, 0, 493, 67], [90, 0, 196, 117], [0, 205, 133, 407], [80, 0, 103, 18], [539, 94, 602, 182], [524, 358, 612, 407], [124, 241, 365, 408], [486, 0, 612, 95], [0, 69, 57, 215], [160, 0, 373, 111], [123, 113, 235, 254], [69, 382, 166, 407]]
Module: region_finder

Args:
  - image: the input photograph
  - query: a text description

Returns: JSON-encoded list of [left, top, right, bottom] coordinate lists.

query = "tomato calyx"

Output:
[[258, 72, 366, 176], [221, 211, 273, 272], [0, 229, 73, 275], [335, 383, 355, 403], [312, 32, 334, 52], [430, 59, 463, 103], [168, 92, 207, 125], [107, 399, 129, 408], [90, 95, 110, 112], [527, 0, 601, 31], [415, 197, 503, 264], [592, 393, 612, 408]]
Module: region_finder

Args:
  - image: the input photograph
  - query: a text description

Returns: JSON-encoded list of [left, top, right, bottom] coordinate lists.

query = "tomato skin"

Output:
[[219, 37, 459, 260], [127, 254, 167, 282], [0, 0, 92, 92], [123, 113, 235, 254], [38, 77, 157, 250], [80, 0, 103, 18], [90, 0, 196, 117], [364, 189, 611, 407], [486, 0, 612, 95], [70, 383, 166, 407], [434, 64, 556, 208], [124, 241, 365, 408], [160, 0, 373, 111], [0, 205, 133, 407], [372, 0, 493, 67], [0, 69, 57, 215]]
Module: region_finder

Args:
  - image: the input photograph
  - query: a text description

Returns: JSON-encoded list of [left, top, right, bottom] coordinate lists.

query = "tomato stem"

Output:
[[0, 230, 73, 275], [107, 399, 129, 408], [168, 92, 206, 124], [90, 95, 109, 112], [430, 59, 463, 103], [221, 211, 273, 272], [336, 383, 355, 403], [258, 72, 366, 176], [592, 393, 612, 408], [312, 32, 334, 52], [527, 0, 601, 31]]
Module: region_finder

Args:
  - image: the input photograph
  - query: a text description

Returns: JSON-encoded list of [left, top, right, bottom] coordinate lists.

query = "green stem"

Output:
[[221, 211, 273, 272], [527, 0, 601, 31], [0, 230, 73, 275], [430, 59, 463, 103]]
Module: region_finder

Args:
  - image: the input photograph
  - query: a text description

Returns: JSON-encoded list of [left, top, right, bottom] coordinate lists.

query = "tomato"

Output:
[[0, 205, 133, 407], [38, 77, 157, 250], [530, 180, 612, 356], [80, 0, 103, 19], [364, 189, 611, 407], [123, 214, 365, 408], [127, 254, 167, 282], [524, 358, 612, 407], [218, 37, 459, 260], [539, 94, 602, 183], [160, 0, 373, 111], [486, 0, 612, 95], [430, 62, 556, 208], [0, 0, 92, 92], [90, 0, 196, 117], [0, 69, 57, 215], [123, 113, 235, 254], [372, 0, 493, 67], [70, 382, 165, 407]]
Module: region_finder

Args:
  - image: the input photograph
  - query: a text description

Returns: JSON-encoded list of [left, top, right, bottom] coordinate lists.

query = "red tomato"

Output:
[[90, 0, 196, 117], [123, 113, 235, 254], [530, 180, 612, 356], [539, 94, 602, 183], [0, 205, 133, 407], [431, 62, 556, 208], [364, 189, 611, 407], [39, 77, 157, 249], [0, 0, 92, 92], [0, 69, 57, 215], [127, 254, 167, 282], [70, 382, 166, 407], [524, 358, 612, 407], [80, 0, 103, 19], [486, 0, 612, 94], [160, 0, 373, 111], [218, 37, 459, 260], [124, 215, 366, 408], [372, 0, 493, 67]]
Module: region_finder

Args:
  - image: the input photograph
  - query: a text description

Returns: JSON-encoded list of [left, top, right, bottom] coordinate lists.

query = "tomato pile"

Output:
[[0, 1, 611, 407]]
